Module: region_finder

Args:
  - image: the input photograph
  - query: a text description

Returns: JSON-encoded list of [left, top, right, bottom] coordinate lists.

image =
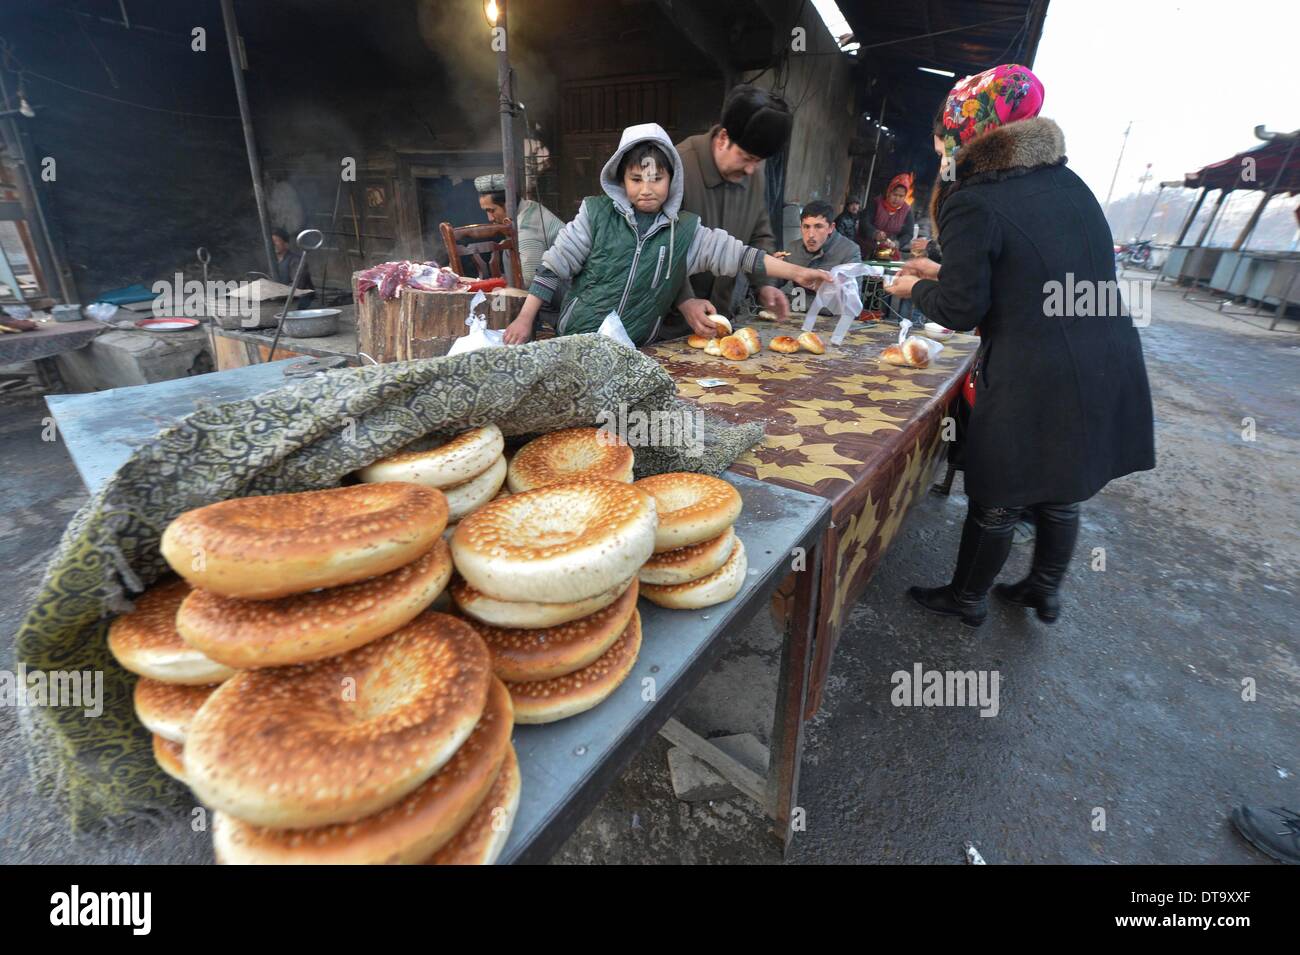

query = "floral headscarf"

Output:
[[942, 64, 1044, 154]]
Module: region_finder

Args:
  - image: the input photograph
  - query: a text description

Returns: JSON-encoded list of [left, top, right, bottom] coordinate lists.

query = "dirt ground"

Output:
[[1, 278, 1296, 864]]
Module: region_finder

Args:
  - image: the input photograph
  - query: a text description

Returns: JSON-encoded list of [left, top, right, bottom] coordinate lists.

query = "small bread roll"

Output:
[[902, 336, 931, 367], [881, 344, 907, 365], [735, 327, 761, 356], [756, 309, 778, 321], [707, 315, 732, 336], [769, 335, 799, 353], [797, 332, 825, 355], [704, 338, 723, 356], [687, 334, 710, 349], [719, 335, 749, 361]]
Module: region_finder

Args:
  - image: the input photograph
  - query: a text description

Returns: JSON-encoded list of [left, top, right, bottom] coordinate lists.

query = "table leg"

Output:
[[765, 539, 822, 856], [34, 355, 64, 393]]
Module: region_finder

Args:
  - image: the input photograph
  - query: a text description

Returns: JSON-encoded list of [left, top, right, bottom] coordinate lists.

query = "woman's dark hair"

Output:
[[272, 227, 290, 242], [933, 99, 947, 137], [800, 200, 836, 224], [618, 142, 673, 180]]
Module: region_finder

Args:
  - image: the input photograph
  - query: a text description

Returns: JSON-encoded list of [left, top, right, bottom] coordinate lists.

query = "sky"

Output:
[[1032, 0, 1299, 203]]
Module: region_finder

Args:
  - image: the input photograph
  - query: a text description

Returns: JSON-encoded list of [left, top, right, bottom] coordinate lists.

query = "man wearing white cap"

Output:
[[475, 174, 565, 289]]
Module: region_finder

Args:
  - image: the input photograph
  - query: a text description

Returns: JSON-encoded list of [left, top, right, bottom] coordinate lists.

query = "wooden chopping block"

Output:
[[352, 276, 527, 362]]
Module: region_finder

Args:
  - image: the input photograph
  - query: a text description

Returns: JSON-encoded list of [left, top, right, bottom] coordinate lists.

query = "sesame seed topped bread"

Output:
[[356, 424, 504, 489], [640, 537, 748, 610], [184, 611, 491, 829], [633, 472, 742, 553], [133, 679, 222, 744], [463, 578, 640, 682], [506, 428, 634, 493], [212, 677, 513, 865], [175, 540, 453, 669], [451, 479, 656, 603], [638, 526, 736, 586], [506, 610, 642, 724], [108, 578, 236, 685], [160, 483, 448, 600]]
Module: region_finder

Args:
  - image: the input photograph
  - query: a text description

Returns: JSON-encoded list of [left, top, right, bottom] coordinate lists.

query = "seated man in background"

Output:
[[475, 174, 565, 289], [778, 200, 861, 311]]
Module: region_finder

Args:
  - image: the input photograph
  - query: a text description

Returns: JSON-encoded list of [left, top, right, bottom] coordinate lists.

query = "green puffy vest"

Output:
[[558, 195, 700, 345]]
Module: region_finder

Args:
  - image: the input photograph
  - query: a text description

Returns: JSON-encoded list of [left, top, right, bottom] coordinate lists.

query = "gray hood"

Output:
[[599, 122, 685, 220]]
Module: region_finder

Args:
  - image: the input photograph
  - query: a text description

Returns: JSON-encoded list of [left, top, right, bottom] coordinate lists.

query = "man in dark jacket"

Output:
[[778, 200, 861, 309], [667, 85, 793, 338], [890, 65, 1154, 628], [834, 199, 861, 240]]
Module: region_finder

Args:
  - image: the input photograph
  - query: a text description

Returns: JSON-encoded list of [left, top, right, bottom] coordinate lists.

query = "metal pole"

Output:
[[861, 96, 886, 208], [1103, 120, 1132, 211], [495, 0, 520, 288], [220, 0, 276, 277], [1174, 187, 1206, 245], [1135, 183, 1165, 239]]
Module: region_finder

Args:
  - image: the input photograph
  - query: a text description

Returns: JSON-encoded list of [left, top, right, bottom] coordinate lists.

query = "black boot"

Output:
[[909, 504, 1016, 628], [994, 502, 1079, 623]]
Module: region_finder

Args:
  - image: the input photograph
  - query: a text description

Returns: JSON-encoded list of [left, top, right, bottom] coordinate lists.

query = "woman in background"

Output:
[[858, 172, 915, 257]]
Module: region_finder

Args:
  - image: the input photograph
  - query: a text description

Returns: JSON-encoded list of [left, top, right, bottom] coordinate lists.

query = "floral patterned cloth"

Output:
[[941, 63, 1045, 154]]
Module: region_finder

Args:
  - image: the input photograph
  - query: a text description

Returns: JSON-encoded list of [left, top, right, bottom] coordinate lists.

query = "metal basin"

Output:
[[280, 308, 340, 338]]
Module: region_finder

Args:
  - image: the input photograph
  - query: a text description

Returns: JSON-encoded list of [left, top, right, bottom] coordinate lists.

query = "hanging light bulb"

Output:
[[484, 0, 499, 26]]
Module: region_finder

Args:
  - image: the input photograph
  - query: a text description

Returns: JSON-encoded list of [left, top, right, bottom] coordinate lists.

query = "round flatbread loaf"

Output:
[[213, 678, 513, 864], [185, 612, 491, 829], [153, 734, 187, 785], [451, 479, 656, 603], [464, 579, 639, 682], [506, 428, 634, 493], [444, 455, 508, 522], [633, 472, 741, 553], [640, 538, 748, 610], [161, 483, 447, 600], [425, 745, 520, 865], [450, 575, 634, 629], [109, 578, 236, 685], [638, 526, 736, 586], [507, 610, 642, 724], [356, 425, 504, 489], [134, 679, 221, 744], [176, 540, 453, 668]]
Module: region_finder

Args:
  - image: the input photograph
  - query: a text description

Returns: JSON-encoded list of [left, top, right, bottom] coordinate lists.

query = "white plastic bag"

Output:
[[801, 262, 886, 345], [896, 318, 945, 361], [447, 292, 505, 356], [597, 310, 637, 351]]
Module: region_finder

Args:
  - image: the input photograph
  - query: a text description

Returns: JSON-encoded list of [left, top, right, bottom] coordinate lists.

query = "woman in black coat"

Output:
[[890, 65, 1155, 627]]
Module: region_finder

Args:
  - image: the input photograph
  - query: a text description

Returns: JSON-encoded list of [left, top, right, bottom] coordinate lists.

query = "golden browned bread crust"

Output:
[[769, 335, 799, 353], [185, 611, 491, 829], [356, 425, 504, 489], [638, 526, 736, 585], [507, 610, 642, 724], [506, 428, 634, 493], [160, 483, 448, 600], [425, 744, 520, 865], [633, 472, 742, 553], [108, 578, 236, 685], [134, 679, 221, 743], [719, 335, 749, 361], [687, 334, 710, 349], [640, 537, 748, 609], [176, 540, 453, 669], [213, 677, 513, 864], [735, 327, 761, 356], [152, 734, 187, 785], [797, 331, 825, 354], [451, 479, 657, 602], [464, 579, 639, 682]]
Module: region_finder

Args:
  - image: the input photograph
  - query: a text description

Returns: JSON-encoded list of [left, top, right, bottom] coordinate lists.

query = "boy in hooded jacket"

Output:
[[504, 123, 830, 346]]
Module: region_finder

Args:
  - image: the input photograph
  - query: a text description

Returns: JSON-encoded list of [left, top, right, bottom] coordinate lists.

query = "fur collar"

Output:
[[929, 117, 1067, 235]]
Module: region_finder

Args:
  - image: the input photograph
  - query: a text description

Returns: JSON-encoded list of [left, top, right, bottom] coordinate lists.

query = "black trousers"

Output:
[[953, 500, 1081, 598]]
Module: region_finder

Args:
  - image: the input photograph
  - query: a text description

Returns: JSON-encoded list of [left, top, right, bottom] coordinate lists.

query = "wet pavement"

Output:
[[1, 281, 1296, 864]]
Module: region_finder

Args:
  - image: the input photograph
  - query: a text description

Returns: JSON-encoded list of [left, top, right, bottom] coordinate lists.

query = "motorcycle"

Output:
[[1114, 238, 1154, 269]]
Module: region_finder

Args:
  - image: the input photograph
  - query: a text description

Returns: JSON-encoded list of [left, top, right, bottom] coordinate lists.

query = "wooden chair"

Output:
[[439, 221, 520, 287]]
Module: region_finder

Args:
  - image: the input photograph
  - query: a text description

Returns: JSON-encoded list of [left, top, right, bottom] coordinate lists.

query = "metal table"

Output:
[[44, 361, 831, 862]]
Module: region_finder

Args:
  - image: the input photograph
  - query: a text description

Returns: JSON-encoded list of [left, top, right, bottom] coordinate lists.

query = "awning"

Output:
[[1184, 134, 1300, 195]]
